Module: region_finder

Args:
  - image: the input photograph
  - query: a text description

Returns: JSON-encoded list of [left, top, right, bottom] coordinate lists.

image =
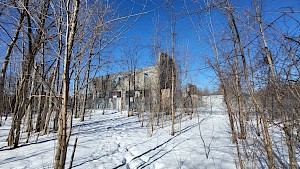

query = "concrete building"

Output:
[[201, 95, 226, 111], [90, 53, 177, 111]]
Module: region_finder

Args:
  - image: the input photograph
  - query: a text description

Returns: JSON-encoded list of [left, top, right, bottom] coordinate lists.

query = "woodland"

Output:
[[0, 0, 299, 168]]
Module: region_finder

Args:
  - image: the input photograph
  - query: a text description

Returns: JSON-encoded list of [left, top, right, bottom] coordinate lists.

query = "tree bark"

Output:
[[253, 1, 297, 168], [224, 1, 275, 168], [7, 0, 50, 148], [43, 68, 57, 135], [170, 0, 176, 136], [212, 63, 244, 169], [73, 59, 80, 118], [81, 45, 93, 121], [54, 0, 80, 168], [0, 9, 26, 127], [26, 64, 38, 143], [35, 45, 45, 132]]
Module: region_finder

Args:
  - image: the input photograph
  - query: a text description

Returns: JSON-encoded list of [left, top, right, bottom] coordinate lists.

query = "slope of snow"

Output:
[[0, 110, 237, 169]]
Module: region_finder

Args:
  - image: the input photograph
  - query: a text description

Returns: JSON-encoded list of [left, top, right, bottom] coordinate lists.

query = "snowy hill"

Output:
[[0, 110, 237, 169]]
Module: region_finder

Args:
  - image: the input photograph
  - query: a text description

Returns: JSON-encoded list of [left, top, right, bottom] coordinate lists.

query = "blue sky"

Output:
[[99, 0, 300, 92], [103, 0, 219, 91], [2, 0, 298, 92]]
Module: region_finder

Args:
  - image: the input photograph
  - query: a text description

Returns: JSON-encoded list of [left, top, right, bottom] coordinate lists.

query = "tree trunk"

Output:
[[170, 0, 176, 136], [213, 64, 244, 168], [81, 46, 93, 121], [253, 1, 297, 168], [233, 56, 246, 139], [43, 68, 57, 135], [35, 46, 45, 132], [54, 6, 63, 131], [74, 59, 80, 118], [68, 137, 78, 169], [7, 0, 50, 148], [54, 0, 80, 168], [0, 10, 26, 127], [25, 64, 38, 143], [53, 65, 60, 132], [224, 1, 275, 167]]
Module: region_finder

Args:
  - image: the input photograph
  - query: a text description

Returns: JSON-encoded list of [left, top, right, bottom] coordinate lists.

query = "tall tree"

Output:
[[253, 1, 297, 168], [54, 0, 80, 168], [7, 0, 51, 148], [0, 0, 26, 126]]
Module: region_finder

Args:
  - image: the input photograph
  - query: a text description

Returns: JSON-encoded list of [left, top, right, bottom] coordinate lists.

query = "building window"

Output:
[[111, 91, 122, 98], [113, 78, 117, 87]]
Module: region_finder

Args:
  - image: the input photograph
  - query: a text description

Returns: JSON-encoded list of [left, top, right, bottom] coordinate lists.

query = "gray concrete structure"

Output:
[[90, 53, 176, 111]]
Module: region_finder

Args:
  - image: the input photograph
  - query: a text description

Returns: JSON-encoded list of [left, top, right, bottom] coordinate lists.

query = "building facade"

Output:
[[90, 53, 177, 111]]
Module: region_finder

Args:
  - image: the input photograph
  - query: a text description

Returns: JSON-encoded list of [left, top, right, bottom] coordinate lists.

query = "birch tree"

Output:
[[54, 0, 80, 167], [7, 0, 51, 148]]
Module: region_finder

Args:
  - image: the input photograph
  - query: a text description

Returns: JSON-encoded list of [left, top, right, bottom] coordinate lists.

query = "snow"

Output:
[[201, 95, 226, 111], [0, 109, 238, 169]]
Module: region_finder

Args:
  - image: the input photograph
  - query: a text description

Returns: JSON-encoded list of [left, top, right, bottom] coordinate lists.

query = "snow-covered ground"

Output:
[[0, 109, 238, 169]]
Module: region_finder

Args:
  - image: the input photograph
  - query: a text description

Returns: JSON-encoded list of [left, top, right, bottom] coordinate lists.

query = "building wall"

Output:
[[90, 66, 159, 110], [90, 53, 177, 111], [201, 95, 225, 111]]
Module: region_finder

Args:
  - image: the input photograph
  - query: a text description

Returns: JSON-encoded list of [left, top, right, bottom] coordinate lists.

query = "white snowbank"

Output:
[[0, 110, 237, 169]]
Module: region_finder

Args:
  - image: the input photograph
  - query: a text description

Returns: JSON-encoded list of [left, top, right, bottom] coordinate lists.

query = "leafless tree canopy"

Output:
[[0, 0, 299, 168]]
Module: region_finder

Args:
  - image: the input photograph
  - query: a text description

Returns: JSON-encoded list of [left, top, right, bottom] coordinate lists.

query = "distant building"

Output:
[[89, 53, 177, 111], [182, 84, 199, 107], [201, 95, 225, 111]]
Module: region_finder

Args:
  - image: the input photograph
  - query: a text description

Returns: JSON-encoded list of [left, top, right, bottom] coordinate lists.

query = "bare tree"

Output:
[[7, 0, 51, 148], [169, 0, 176, 136], [80, 43, 94, 121], [253, 1, 297, 168], [54, 0, 80, 167], [0, 4, 26, 126]]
